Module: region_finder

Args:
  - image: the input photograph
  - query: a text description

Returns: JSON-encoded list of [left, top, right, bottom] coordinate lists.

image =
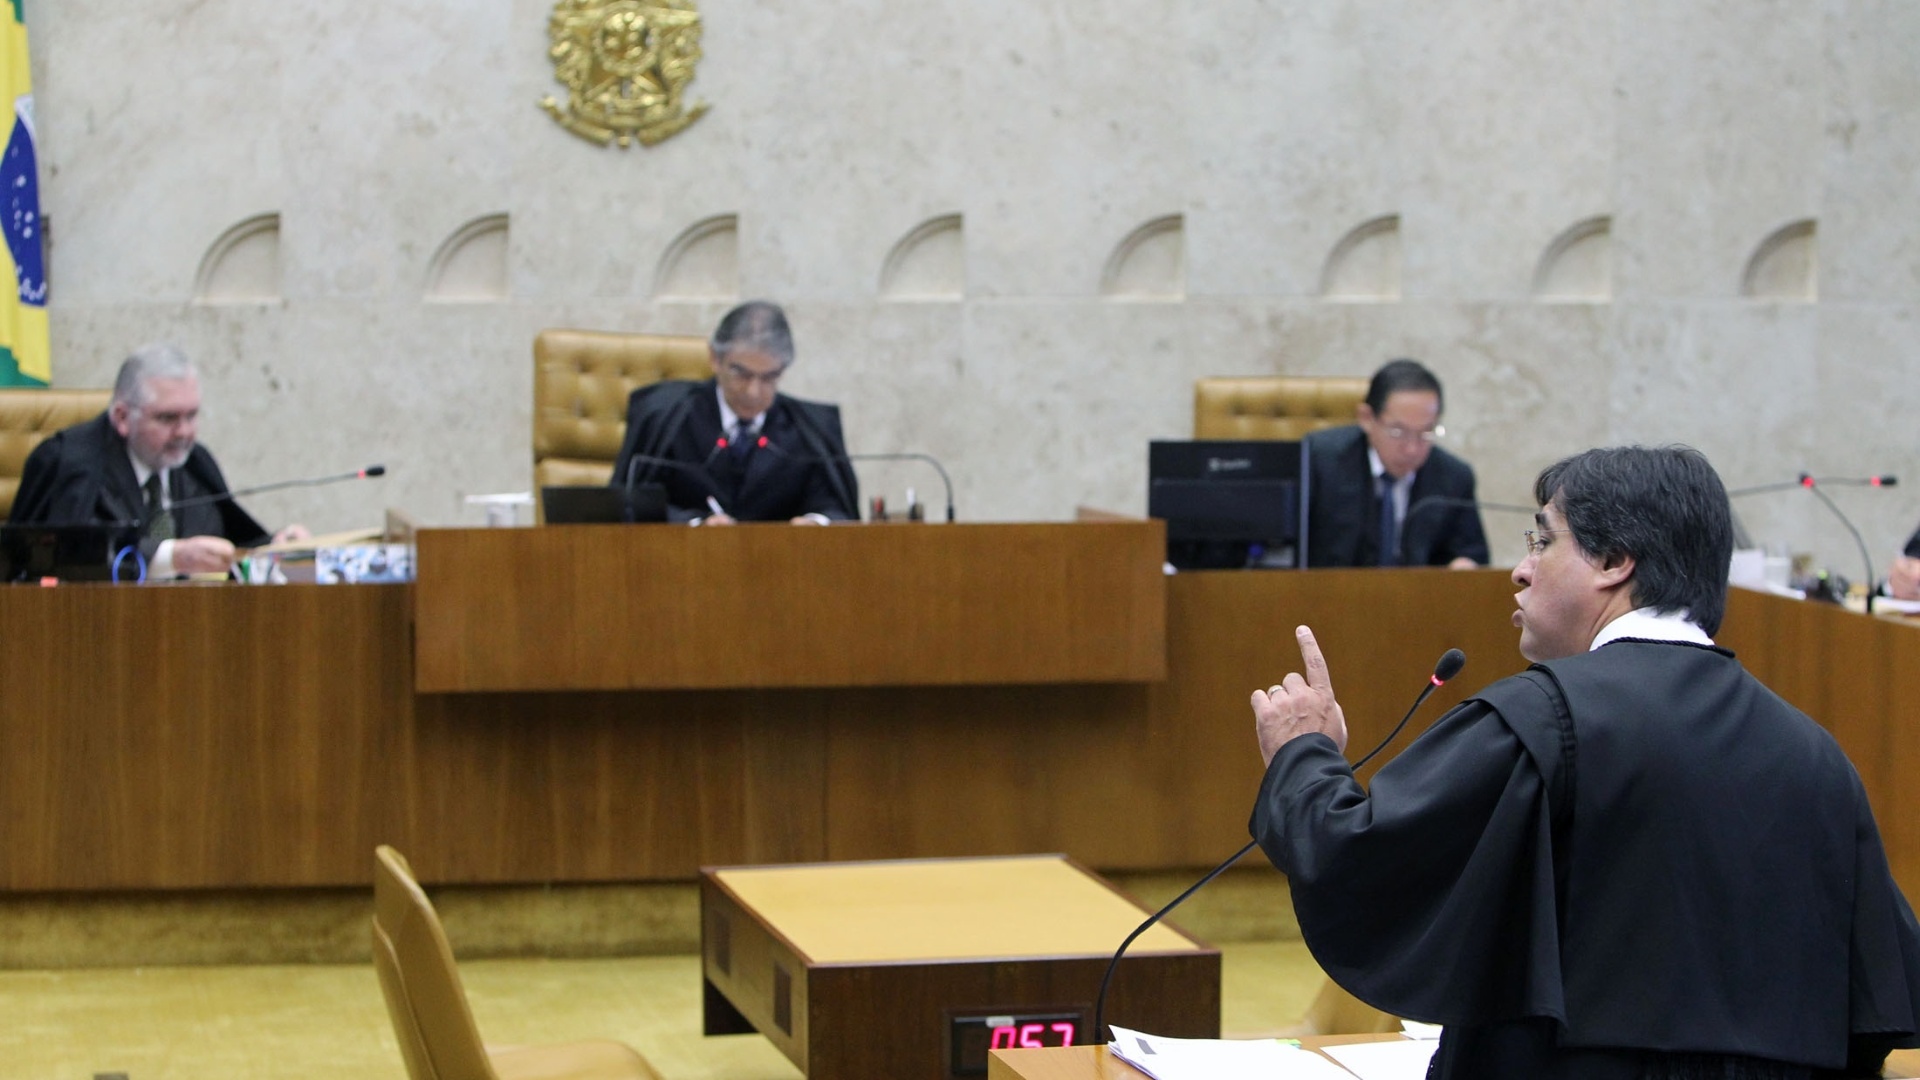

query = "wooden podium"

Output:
[[413, 522, 1167, 692], [700, 855, 1219, 1079]]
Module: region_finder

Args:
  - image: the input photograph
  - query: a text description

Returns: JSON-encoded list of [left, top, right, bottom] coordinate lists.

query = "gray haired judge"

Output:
[[10, 344, 307, 576]]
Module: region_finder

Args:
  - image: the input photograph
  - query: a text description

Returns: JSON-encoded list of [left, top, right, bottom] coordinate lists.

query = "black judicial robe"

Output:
[[1251, 640, 1920, 1078], [611, 379, 858, 522], [9, 412, 269, 558]]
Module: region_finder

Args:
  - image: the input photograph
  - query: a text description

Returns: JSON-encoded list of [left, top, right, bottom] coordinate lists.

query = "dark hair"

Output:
[[1533, 445, 1733, 635], [711, 300, 795, 368], [1365, 358, 1443, 414]]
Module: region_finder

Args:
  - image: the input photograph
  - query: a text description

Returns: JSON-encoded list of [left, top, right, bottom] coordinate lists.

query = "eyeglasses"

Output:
[[720, 360, 787, 388], [1377, 423, 1445, 444], [1522, 529, 1563, 557]]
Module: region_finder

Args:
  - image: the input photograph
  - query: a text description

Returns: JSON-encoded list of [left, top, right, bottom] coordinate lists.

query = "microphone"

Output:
[[1728, 473, 1898, 612], [165, 464, 387, 513], [760, 440, 957, 522], [1798, 475, 1881, 613], [1087, 647, 1468, 1045], [621, 449, 730, 521]]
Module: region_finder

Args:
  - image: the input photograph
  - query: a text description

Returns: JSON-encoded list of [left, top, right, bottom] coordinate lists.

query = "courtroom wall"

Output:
[[27, 0, 1920, 570]]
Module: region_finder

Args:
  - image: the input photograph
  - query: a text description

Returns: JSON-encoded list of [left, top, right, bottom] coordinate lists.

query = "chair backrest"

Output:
[[372, 845, 498, 1080], [0, 388, 112, 521], [533, 329, 711, 490], [1192, 376, 1369, 442]]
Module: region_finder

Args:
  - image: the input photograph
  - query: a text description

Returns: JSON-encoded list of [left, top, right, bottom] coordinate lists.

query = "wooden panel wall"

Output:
[[2, 574, 1914, 897], [413, 523, 1166, 692]]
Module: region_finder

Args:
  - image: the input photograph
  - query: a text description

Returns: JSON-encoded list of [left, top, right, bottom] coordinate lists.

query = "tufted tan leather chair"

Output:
[[0, 388, 113, 521], [1192, 376, 1370, 441], [533, 329, 712, 492], [372, 845, 661, 1080]]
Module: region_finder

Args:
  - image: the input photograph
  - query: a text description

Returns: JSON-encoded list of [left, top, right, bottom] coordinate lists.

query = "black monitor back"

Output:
[[1148, 440, 1310, 569], [0, 523, 136, 582], [541, 483, 668, 525]]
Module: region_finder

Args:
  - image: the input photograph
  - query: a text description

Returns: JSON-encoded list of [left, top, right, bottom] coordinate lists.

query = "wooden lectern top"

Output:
[[708, 855, 1206, 963]]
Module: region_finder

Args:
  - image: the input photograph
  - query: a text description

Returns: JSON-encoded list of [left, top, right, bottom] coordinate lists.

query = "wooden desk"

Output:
[[2, 570, 1916, 894], [413, 522, 1167, 691], [700, 855, 1218, 1079], [987, 1041, 1920, 1079]]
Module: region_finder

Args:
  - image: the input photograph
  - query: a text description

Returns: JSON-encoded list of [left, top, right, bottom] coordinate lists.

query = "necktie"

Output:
[[730, 421, 753, 462], [144, 473, 176, 542], [1377, 476, 1400, 567]]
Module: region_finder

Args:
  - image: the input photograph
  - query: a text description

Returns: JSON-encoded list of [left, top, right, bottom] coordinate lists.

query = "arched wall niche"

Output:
[[1100, 214, 1184, 300], [655, 214, 740, 301], [1320, 215, 1401, 301], [425, 213, 509, 303], [880, 214, 965, 301], [1532, 216, 1612, 301], [1742, 219, 1817, 301], [193, 213, 281, 304]]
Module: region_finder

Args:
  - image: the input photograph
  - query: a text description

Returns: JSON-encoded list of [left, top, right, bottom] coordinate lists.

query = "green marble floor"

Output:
[[0, 941, 1325, 1080]]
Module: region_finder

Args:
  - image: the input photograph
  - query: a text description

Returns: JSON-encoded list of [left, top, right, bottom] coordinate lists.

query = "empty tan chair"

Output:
[[1192, 376, 1369, 442], [371, 845, 660, 1080], [533, 329, 711, 491], [0, 388, 112, 521]]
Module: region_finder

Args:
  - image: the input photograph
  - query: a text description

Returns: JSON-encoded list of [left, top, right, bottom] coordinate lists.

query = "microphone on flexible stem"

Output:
[[622, 449, 730, 521], [1730, 473, 1898, 611], [1797, 474, 1882, 614], [758, 441, 957, 522], [1086, 647, 1468, 1046], [165, 464, 388, 513]]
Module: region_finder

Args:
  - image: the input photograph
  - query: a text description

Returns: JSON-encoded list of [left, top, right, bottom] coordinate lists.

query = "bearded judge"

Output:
[[1249, 446, 1920, 1078], [10, 344, 305, 576]]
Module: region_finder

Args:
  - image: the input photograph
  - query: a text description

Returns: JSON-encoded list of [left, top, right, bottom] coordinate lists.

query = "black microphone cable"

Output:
[[1087, 647, 1467, 1045]]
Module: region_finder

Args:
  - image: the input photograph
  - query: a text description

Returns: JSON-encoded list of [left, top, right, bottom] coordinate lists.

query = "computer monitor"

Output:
[[1148, 440, 1311, 570], [540, 483, 668, 525]]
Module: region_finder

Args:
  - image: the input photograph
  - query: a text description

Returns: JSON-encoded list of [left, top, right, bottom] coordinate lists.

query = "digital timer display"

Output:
[[949, 1010, 1085, 1076]]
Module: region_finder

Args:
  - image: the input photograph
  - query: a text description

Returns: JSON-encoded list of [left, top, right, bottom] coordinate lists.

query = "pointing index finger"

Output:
[[1295, 625, 1334, 695]]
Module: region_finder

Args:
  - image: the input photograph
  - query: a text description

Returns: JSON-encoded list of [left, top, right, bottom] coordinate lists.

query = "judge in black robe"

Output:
[[610, 301, 857, 524], [1249, 446, 1920, 1079], [10, 412, 267, 552], [612, 379, 857, 523]]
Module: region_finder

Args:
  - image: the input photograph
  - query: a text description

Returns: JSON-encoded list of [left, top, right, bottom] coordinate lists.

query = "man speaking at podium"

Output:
[[11, 343, 303, 576], [612, 300, 858, 525], [1250, 446, 1920, 1078]]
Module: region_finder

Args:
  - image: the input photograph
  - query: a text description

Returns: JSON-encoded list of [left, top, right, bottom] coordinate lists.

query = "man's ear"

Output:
[[1355, 403, 1374, 425], [1595, 551, 1636, 590], [109, 401, 132, 438]]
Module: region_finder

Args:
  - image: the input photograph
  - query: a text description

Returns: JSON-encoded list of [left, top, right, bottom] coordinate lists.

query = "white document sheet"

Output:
[[1107, 1026, 1357, 1080]]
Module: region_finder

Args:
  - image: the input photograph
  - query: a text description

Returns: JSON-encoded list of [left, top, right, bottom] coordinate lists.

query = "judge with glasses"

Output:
[[1302, 358, 1489, 568]]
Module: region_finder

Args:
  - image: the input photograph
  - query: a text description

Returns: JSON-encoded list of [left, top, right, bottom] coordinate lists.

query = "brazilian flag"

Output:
[[0, 0, 45, 387]]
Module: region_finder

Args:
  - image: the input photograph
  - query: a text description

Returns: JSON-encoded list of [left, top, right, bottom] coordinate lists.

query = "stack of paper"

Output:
[[1107, 1026, 1356, 1080]]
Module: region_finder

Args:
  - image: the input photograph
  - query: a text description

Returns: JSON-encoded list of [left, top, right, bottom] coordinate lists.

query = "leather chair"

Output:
[[0, 388, 112, 521], [371, 845, 661, 1080], [533, 329, 711, 491], [1192, 376, 1369, 441]]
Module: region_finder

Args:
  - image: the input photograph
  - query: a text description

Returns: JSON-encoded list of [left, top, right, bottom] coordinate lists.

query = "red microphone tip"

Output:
[[716, 437, 728, 448], [1429, 674, 1445, 687], [757, 435, 768, 448], [1800, 475, 1816, 488]]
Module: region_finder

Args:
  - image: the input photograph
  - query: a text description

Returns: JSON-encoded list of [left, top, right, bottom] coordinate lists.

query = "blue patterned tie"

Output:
[[1377, 476, 1400, 567]]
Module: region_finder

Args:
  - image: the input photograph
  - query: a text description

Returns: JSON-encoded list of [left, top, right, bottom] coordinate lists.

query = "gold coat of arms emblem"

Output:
[[540, 0, 710, 148]]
